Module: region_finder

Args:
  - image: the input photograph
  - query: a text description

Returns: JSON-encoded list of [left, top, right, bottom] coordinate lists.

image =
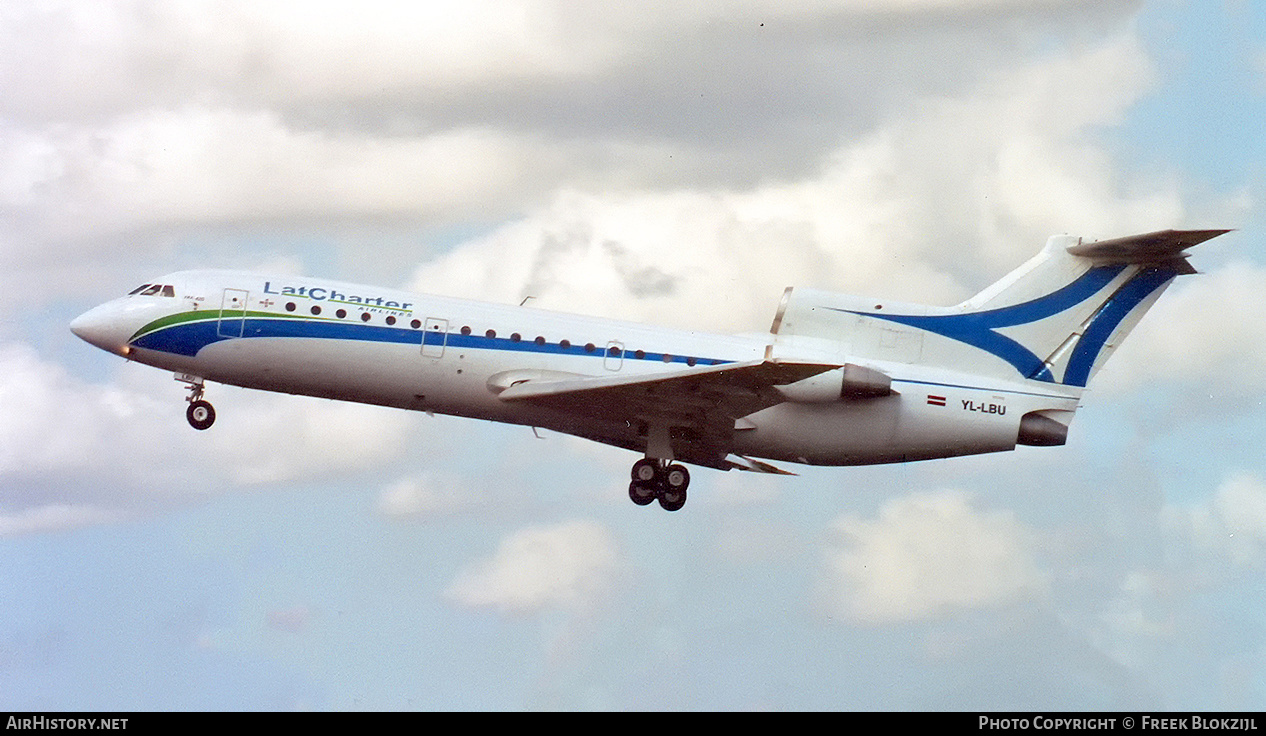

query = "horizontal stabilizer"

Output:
[[1065, 229, 1231, 262]]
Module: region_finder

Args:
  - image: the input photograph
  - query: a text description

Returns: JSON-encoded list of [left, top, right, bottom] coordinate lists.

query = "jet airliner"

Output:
[[70, 229, 1228, 511]]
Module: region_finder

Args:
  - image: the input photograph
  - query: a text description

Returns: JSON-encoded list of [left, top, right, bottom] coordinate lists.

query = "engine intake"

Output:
[[775, 363, 892, 403]]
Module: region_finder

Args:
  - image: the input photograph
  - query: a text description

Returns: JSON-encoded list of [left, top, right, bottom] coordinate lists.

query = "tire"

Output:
[[658, 487, 686, 512], [186, 400, 216, 430], [664, 464, 690, 491], [631, 458, 659, 484], [629, 481, 657, 506]]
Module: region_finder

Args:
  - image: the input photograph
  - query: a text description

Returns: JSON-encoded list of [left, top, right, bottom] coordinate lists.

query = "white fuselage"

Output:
[[71, 270, 1082, 470]]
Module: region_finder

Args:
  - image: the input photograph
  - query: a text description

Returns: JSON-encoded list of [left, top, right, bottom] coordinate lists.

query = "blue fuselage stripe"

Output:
[[129, 316, 728, 366]]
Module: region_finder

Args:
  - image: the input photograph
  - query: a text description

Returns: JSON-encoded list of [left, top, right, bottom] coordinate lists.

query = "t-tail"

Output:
[[770, 229, 1231, 390]]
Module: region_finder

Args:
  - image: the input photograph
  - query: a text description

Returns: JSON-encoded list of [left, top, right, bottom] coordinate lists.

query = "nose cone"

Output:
[[70, 303, 133, 355]]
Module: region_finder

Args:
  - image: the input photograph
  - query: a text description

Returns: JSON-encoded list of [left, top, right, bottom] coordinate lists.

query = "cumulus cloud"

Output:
[[0, 1, 1133, 122], [204, 389, 415, 485], [817, 490, 1047, 623], [0, 1, 1146, 263], [0, 341, 420, 532], [0, 1, 600, 122], [0, 341, 190, 534], [407, 30, 1184, 337], [445, 520, 624, 615], [0, 108, 560, 251], [376, 473, 472, 520], [0, 342, 171, 479], [0, 503, 120, 537], [1163, 473, 1266, 565], [1101, 260, 1266, 396], [1091, 473, 1266, 676]]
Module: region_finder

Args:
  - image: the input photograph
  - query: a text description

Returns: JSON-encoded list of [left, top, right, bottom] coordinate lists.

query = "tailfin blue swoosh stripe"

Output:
[[1061, 266, 1177, 387], [959, 264, 1126, 325], [831, 266, 1126, 383]]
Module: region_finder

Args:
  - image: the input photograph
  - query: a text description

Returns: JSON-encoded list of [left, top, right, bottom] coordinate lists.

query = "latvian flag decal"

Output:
[[927, 394, 946, 407]]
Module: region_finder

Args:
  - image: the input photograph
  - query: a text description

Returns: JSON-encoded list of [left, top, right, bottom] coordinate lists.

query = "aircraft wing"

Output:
[[495, 359, 839, 468]]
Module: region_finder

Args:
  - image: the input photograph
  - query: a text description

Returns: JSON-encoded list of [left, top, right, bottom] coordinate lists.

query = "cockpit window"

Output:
[[129, 284, 176, 297]]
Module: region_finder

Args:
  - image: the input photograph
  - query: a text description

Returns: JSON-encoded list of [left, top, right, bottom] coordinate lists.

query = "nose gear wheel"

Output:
[[177, 374, 216, 430], [186, 400, 216, 430]]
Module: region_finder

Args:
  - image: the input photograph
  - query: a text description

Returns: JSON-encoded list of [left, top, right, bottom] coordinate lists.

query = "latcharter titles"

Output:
[[264, 281, 413, 312]]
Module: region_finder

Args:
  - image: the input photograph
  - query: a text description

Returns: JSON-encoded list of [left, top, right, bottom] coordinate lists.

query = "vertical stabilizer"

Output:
[[869, 229, 1228, 387], [771, 229, 1229, 389]]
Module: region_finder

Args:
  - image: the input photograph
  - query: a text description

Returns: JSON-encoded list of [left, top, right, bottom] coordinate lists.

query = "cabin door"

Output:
[[217, 289, 249, 338], [421, 318, 448, 358], [604, 340, 624, 371]]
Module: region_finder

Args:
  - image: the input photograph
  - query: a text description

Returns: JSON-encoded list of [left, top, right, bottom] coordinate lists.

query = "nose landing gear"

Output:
[[628, 458, 691, 511], [177, 374, 216, 430]]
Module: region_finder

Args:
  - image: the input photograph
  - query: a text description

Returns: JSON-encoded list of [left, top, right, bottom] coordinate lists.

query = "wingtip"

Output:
[[1172, 228, 1234, 246]]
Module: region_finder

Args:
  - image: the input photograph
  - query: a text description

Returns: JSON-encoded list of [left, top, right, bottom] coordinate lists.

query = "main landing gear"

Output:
[[178, 374, 216, 430], [629, 458, 691, 512]]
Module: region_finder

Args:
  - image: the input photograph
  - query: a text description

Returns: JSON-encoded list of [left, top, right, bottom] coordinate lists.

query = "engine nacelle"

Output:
[[1017, 409, 1072, 446], [775, 363, 893, 403]]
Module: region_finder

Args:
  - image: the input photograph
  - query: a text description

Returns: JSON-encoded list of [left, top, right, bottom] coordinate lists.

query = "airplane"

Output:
[[70, 228, 1228, 511]]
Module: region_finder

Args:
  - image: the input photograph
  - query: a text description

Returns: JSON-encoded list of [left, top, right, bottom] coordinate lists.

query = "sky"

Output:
[[2, 0, 1265, 711]]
